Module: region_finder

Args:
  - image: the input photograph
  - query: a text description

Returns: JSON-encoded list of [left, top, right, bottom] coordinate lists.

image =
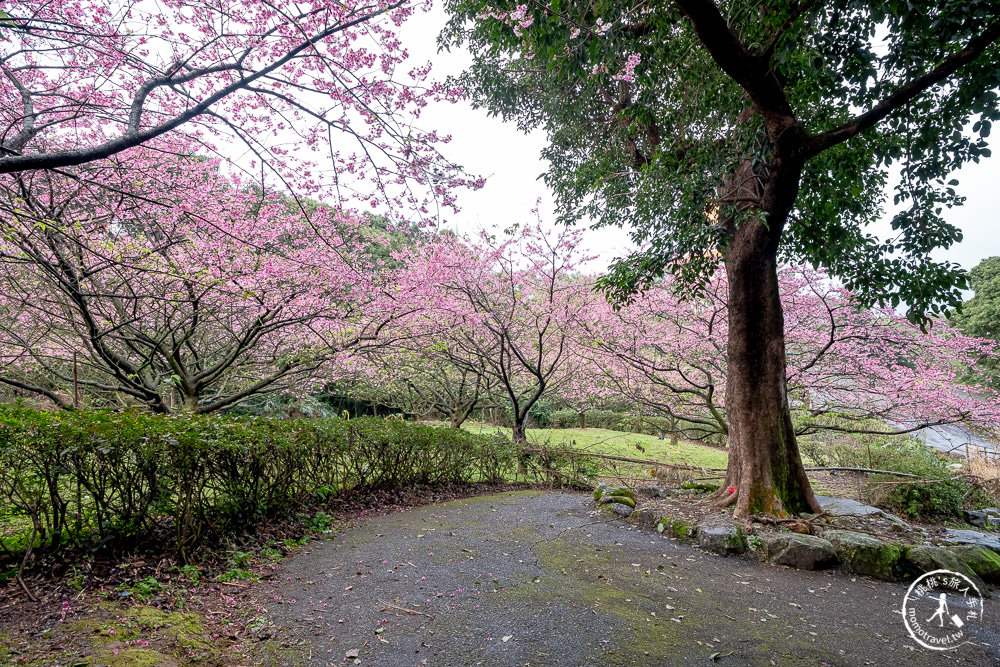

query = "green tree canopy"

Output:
[[955, 257, 1000, 339], [954, 256, 1000, 387], [443, 0, 1000, 517], [444, 0, 999, 319]]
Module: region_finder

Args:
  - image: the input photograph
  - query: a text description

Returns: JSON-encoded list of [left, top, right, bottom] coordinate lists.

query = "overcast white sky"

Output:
[[399, 6, 1000, 275]]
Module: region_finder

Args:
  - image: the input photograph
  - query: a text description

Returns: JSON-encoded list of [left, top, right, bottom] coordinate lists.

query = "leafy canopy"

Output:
[[443, 0, 1000, 319], [952, 256, 1000, 387]]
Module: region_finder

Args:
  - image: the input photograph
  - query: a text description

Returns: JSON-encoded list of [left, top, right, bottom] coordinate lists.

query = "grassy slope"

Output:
[[461, 422, 729, 470]]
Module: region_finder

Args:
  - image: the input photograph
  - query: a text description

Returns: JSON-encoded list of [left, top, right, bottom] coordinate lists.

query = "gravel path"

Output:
[[249, 490, 999, 665]]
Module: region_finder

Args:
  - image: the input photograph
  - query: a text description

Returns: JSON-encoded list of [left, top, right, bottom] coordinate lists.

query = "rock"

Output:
[[948, 545, 1000, 584], [904, 546, 987, 594], [640, 484, 666, 498], [963, 510, 986, 527], [815, 495, 909, 529], [757, 533, 837, 570], [594, 484, 636, 504], [963, 508, 1000, 529], [654, 516, 694, 538], [599, 494, 636, 509], [815, 496, 882, 516], [610, 487, 637, 502], [822, 529, 901, 580], [634, 508, 660, 527], [611, 503, 633, 517], [941, 529, 1000, 555], [696, 515, 745, 556]]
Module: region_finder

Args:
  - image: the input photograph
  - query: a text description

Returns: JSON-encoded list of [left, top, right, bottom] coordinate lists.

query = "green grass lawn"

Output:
[[461, 422, 729, 470]]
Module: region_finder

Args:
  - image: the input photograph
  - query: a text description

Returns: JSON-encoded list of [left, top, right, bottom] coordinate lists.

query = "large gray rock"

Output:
[[822, 529, 901, 580], [696, 515, 746, 556], [948, 545, 1000, 584], [816, 496, 882, 516], [941, 529, 1000, 555], [904, 546, 987, 595], [815, 496, 909, 528], [963, 508, 1000, 529], [758, 533, 837, 570], [610, 503, 633, 518]]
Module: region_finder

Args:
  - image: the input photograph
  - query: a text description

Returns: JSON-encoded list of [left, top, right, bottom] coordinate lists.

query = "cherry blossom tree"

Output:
[[548, 341, 619, 429], [781, 268, 1000, 438], [581, 273, 730, 442], [582, 266, 1000, 445], [352, 341, 500, 427], [446, 0, 1000, 516], [0, 150, 423, 413], [1, 0, 481, 217], [402, 224, 593, 442]]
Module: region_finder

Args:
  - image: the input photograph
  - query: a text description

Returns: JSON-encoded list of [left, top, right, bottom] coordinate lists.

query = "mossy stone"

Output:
[[822, 529, 901, 580], [610, 488, 637, 502], [599, 494, 636, 509], [904, 546, 986, 592], [948, 545, 1000, 584]]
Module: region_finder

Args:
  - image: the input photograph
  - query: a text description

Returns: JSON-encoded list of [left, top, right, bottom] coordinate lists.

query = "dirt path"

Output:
[[248, 490, 999, 666]]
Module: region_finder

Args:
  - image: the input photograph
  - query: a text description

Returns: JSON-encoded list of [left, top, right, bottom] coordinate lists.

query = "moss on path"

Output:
[[245, 491, 997, 665]]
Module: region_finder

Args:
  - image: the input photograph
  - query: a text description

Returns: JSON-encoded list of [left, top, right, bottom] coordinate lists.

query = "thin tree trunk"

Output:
[[713, 224, 819, 518], [512, 419, 528, 443]]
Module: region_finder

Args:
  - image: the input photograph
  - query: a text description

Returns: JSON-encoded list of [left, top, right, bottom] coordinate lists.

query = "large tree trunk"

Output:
[[714, 223, 819, 518], [181, 393, 201, 414]]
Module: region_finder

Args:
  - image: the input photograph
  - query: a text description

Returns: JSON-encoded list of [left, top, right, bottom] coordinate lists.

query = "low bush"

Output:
[[799, 424, 994, 521], [0, 406, 517, 565]]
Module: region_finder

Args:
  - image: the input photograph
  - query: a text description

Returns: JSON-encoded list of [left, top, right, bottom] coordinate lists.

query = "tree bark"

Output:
[[714, 222, 819, 517], [181, 394, 200, 414], [512, 419, 528, 443]]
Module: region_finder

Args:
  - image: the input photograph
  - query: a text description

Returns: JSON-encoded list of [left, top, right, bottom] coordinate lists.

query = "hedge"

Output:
[[0, 407, 516, 564]]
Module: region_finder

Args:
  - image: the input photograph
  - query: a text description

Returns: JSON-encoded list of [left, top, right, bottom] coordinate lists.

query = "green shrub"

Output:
[[549, 409, 581, 429], [0, 406, 515, 565], [528, 402, 553, 428], [882, 480, 969, 521], [798, 423, 988, 521]]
